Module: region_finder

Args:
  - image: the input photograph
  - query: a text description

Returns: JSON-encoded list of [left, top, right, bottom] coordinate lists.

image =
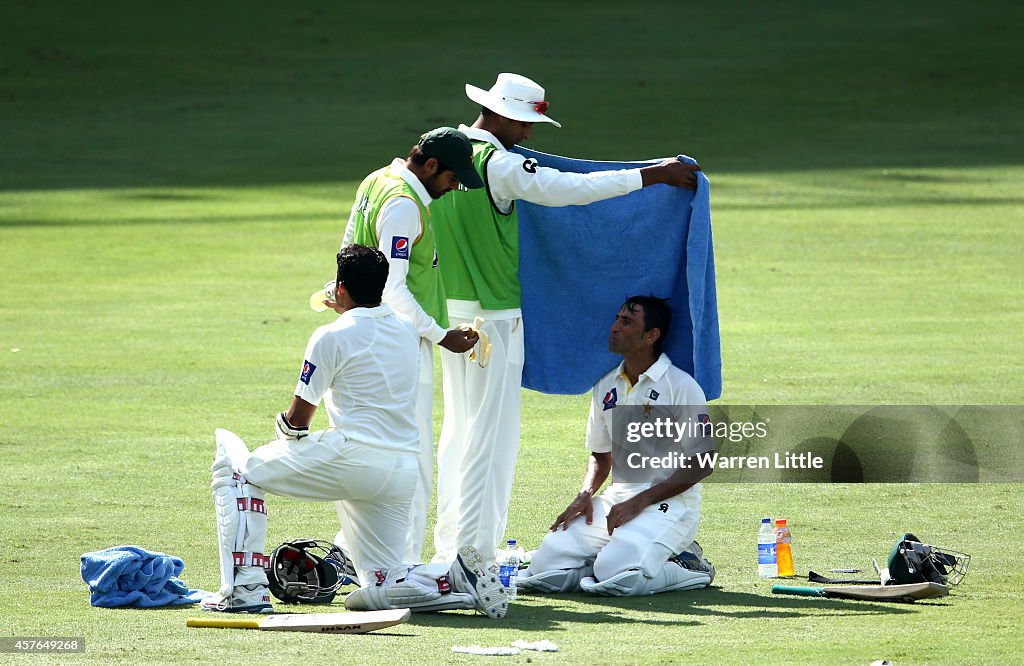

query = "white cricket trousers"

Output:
[[529, 484, 702, 581], [433, 314, 524, 565], [336, 338, 432, 565], [407, 337, 434, 562], [243, 429, 418, 587]]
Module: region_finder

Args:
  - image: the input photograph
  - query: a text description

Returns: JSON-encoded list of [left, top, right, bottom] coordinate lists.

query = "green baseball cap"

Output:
[[417, 127, 485, 190]]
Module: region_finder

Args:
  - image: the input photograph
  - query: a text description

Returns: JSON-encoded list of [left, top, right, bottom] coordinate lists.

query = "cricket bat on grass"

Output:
[[771, 582, 948, 603], [187, 608, 411, 634]]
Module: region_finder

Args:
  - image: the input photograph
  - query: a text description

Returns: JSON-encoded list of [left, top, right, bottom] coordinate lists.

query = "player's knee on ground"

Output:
[[583, 543, 714, 597], [592, 536, 668, 582], [344, 577, 475, 613], [518, 564, 593, 593], [528, 527, 595, 574], [581, 560, 712, 596]]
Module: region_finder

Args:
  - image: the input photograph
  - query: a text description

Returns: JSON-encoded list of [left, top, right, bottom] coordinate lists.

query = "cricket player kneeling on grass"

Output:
[[200, 245, 506, 619], [518, 296, 715, 597]]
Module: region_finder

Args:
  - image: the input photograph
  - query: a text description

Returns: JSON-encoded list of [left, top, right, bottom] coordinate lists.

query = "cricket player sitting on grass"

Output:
[[518, 296, 716, 596], [202, 244, 507, 618]]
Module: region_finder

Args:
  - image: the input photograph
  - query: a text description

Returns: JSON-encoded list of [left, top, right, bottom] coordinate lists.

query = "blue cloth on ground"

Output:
[[80, 545, 207, 607], [514, 147, 721, 399]]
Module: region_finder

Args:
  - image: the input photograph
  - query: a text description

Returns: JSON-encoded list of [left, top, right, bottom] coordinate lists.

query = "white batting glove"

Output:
[[275, 412, 309, 441]]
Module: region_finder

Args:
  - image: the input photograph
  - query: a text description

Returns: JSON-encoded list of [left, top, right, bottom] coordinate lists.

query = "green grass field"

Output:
[[2, 1, 1022, 663]]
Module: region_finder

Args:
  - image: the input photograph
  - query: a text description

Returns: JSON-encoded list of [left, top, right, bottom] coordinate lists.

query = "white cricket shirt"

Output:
[[293, 304, 420, 454], [586, 353, 709, 494], [458, 125, 643, 215]]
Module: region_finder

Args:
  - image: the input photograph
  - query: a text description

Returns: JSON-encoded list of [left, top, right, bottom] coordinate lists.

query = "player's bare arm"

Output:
[[639, 158, 702, 191], [284, 396, 317, 428], [275, 396, 317, 440], [550, 452, 612, 531]]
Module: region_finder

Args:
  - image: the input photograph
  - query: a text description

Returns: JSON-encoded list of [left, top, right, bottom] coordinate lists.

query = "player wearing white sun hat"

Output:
[[430, 74, 704, 566]]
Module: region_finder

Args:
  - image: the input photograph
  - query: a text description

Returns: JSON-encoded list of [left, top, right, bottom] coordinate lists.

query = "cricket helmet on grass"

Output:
[[266, 539, 355, 604], [887, 533, 970, 586]]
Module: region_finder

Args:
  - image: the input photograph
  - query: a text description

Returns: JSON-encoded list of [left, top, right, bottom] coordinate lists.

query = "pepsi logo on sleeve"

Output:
[[300, 360, 317, 385], [602, 387, 618, 411], [391, 236, 410, 260]]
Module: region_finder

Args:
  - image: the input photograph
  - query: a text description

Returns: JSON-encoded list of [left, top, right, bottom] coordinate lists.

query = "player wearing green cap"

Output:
[[338, 128, 483, 563]]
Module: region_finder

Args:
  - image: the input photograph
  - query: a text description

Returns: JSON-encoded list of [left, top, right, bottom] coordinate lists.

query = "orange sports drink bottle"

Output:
[[775, 519, 795, 577]]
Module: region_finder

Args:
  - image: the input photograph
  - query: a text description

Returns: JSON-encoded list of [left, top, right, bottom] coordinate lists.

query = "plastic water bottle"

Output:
[[775, 519, 795, 577], [499, 539, 520, 599], [758, 518, 777, 577]]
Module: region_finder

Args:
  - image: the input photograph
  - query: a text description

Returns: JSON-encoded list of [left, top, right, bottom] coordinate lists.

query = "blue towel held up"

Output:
[[514, 147, 721, 399]]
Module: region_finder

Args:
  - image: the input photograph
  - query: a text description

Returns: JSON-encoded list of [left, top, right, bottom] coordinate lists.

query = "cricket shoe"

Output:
[[452, 546, 508, 619], [328, 545, 359, 586], [200, 584, 274, 613], [672, 541, 715, 584]]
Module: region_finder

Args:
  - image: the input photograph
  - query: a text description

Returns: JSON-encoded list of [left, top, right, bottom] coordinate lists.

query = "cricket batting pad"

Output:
[[213, 429, 268, 596]]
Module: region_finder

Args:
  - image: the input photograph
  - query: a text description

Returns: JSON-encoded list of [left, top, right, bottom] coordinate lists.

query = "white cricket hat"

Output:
[[465, 73, 561, 128]]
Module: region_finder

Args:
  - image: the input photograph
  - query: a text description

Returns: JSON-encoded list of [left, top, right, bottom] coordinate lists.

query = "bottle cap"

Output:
[[761, 518, 771, 523], [775, 519, 787, 526], [507, 539, 517, 546]]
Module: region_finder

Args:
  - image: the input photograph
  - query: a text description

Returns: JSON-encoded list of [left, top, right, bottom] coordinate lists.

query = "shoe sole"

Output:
[[200, 604, 274, 614], [200, 596, 274, 614], [457, 546, 508, 619]]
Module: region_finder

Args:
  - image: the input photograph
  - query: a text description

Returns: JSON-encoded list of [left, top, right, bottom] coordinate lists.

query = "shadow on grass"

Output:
[[714, 195, 1024, 212], [549, 587, 920, 618], [1, 3, 1022, 194], [0, 210, 342, 229], [407, 604, 693, 632], [406, 586, 917, 631], [117, 192, 221, 202], [153, 584, 935, 635]]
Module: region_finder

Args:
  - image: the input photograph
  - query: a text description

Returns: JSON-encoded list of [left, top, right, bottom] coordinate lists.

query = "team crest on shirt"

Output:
[[391, 236, 410, 260], [300, 360, 316, 385], [647, 389, 660, 401], [602, 387, 618, 411]]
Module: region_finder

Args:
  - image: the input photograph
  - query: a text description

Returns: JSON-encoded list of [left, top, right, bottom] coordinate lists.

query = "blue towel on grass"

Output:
[[514, 147, 721, 399], [80, 545, 207, 607]]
